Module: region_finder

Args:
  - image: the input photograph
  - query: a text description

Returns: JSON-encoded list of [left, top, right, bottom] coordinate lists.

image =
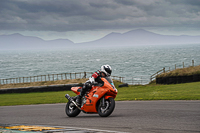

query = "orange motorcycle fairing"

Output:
[[70, 77, 117, 113], [71, 87, 82, 95], [81, 86, 108, 113]]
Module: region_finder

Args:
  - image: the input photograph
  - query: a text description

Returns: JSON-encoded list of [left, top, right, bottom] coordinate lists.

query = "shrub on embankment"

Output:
[[156, 65, 200, 84]]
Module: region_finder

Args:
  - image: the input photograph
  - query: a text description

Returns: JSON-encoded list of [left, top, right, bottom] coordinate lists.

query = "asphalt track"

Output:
[[0, 101, 200, 133]]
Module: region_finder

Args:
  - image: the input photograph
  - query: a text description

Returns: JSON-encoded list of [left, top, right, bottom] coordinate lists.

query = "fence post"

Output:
[[132, 77, 133, 84], [83, 72, 86, 79], [163, 67, 165, 73], [175, 64, 176, 70], [61, 74, 63, 80], [192, 60, 194, 66], [48, 74, 50, 81], [120, 77, 122, 82], [183, 62, 184, 68]]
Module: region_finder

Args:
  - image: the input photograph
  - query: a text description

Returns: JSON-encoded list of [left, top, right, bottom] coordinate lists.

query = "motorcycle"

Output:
[[65, 77, 118, 117]]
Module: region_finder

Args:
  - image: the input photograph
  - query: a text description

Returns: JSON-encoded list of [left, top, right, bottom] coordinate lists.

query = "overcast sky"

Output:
[[0, 0, 200, 43]]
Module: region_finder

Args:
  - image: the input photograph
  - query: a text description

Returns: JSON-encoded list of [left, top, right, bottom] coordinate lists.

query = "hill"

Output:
[[0, 33, 74, 50], [1, 29, 200, 50], [79, 29, 200, 46]]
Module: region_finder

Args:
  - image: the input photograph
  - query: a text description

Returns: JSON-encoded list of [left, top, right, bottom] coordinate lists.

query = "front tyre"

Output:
[[98, 97, 115, 117], [65, 101, 81, 117]]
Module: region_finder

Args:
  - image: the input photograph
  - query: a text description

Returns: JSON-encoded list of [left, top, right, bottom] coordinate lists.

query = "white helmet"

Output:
[[100, 65, 112, 76]]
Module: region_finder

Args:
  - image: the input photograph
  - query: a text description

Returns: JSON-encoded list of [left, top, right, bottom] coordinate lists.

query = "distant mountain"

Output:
[[0, 33, 74, 50], [1, 30, 200, 50], [79, 29, 200, 46]]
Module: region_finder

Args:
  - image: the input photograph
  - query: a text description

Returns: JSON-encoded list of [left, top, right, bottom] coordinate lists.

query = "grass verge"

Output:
[[0, 81, 200, 106], [0, 79, 88, 89], [116, 81, 200, 101], [157, 65, 200, 77]]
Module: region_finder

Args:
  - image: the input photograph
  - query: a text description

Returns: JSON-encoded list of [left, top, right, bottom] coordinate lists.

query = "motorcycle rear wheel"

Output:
[[98, 97, 115, 117], [65, 102, 81, 117]]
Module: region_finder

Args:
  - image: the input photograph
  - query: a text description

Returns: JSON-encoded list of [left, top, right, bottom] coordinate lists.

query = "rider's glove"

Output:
[[89, 77, 95, 83]]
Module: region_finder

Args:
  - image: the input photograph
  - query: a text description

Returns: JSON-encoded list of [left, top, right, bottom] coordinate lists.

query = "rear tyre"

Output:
[[65, 101, 81, 117], [98, 97, 115, 117]]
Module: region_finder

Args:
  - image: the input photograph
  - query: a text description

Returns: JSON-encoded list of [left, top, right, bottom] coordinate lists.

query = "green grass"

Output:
[[0, 91, 76, 106], [0, 81, 200, 106], [116, 82, 200, 101]]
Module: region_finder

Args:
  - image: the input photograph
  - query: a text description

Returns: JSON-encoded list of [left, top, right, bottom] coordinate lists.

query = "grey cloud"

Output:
[[114, 0, 136, 6], [0, 0, 200, 32], [168, 0, 200, 6]]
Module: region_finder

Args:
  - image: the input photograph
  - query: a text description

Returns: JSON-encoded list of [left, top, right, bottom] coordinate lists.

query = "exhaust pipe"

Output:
[[65, 94, 82, 111], [65, 94, 72, 101]]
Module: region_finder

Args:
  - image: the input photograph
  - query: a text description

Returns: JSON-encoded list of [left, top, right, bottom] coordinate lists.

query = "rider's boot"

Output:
[[76, 85, 87, 106], [76, 82, 92, 106], [76, 95, 82, 106]]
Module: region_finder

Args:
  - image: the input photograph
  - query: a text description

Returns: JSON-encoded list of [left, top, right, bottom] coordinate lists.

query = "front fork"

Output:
[[102, 96, 105, 108]]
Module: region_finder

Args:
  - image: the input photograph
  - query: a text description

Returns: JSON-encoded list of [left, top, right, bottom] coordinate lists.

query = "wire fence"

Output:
[[0, 72, 93, 85], [0, 72, 127, 86], [150, 60, 197, 82], [0, 71, 150, 87], [1, 60, 198, 86]]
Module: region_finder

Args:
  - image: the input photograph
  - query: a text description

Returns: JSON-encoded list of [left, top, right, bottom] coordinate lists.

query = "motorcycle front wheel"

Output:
[[65, 101, 81, 117], [98, 97, 115, 117]]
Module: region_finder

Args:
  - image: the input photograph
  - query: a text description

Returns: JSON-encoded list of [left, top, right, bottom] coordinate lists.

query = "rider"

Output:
[[76, 64, 114, 105]]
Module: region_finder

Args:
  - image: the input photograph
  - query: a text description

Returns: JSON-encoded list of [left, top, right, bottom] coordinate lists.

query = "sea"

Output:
[[1, 44, 200, 84]]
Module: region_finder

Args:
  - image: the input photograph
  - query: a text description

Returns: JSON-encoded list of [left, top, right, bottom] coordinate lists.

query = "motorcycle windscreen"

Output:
[[101, 77, 118, 95]]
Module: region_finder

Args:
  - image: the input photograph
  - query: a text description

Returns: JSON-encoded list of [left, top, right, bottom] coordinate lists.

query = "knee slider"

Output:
[[85, 82, 92, 90]]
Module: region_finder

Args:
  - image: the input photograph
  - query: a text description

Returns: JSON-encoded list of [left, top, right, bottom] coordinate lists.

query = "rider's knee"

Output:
[[84, 82, 92, 91]]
